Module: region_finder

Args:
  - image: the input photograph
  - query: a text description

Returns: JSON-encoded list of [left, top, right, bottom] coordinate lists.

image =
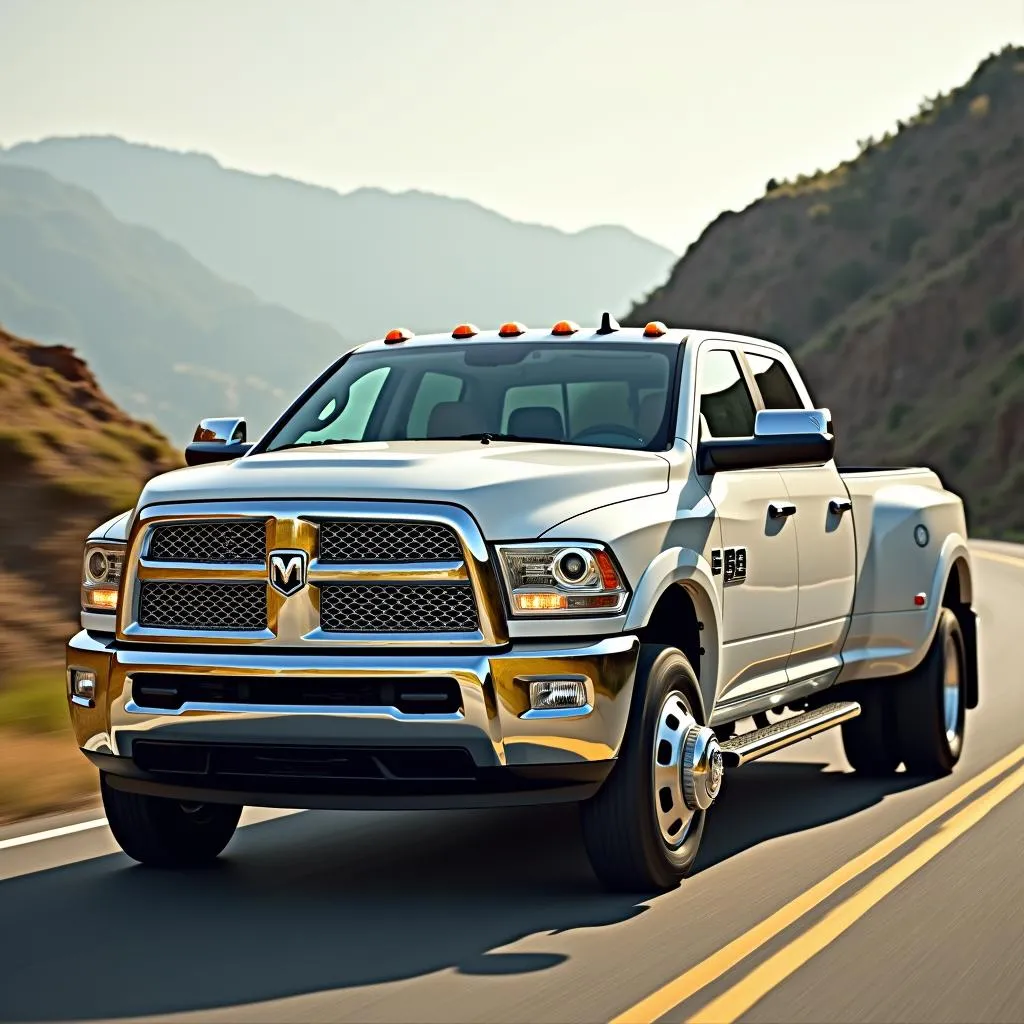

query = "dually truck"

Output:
[[67, 315, 979, 891]]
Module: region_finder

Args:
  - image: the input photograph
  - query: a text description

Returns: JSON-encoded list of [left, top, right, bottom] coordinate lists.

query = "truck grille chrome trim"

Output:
[[118, 501, 508, 647]]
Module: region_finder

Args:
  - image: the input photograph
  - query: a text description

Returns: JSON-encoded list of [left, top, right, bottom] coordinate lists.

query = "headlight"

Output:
[[496, 542, 628, 616], [81, 541, 125, 612]]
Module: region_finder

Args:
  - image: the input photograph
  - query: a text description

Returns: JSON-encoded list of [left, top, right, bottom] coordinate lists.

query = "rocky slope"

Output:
[[629, 46, 1024, 536], [0, 326, 177, 669]]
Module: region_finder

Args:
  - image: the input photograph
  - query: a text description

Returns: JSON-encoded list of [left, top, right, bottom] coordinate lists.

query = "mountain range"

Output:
[[629, 44, 1024, 536], [0, 136, 677, 345]]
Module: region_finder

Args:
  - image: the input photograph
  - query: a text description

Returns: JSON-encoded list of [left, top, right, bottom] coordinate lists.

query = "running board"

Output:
[[720, 701, 861, 767]]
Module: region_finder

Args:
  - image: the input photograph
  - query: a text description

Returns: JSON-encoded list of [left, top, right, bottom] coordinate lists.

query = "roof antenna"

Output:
[[596, 311, 620, 335]]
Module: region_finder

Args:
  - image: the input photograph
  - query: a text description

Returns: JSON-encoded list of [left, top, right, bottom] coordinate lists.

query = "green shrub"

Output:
[[988, 297, 1022, 336], [963, 327, 980, 350], [825, 260, 877, 302], [887, 402, 911, 431], [886, 215, 927, 261]]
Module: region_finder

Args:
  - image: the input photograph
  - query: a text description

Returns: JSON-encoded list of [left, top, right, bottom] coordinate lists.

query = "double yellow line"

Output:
[[612, 741, 1024, 1024]]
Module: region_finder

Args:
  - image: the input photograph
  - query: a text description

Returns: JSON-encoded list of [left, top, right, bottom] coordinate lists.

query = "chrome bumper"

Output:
[[66, 631, 639, 806]]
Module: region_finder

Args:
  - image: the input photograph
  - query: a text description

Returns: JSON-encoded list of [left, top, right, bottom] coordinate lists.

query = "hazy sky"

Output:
[[2, 0, 1022, 250]]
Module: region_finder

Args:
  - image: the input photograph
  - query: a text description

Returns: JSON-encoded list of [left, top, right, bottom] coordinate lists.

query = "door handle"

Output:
[[829, 497, 853, 515], [768, 502, 797, 519]]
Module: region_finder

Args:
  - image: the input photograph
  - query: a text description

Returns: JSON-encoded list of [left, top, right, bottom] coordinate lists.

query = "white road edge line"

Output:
[[0, 818, 108, 851]]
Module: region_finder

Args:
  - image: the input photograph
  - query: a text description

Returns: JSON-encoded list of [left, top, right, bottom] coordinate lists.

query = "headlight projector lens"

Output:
[[88, 550, 110, 582], [553, 548, 593, 587]]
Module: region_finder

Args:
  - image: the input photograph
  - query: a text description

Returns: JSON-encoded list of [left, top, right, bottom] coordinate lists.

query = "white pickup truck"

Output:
[[67, 316, 978, 891]]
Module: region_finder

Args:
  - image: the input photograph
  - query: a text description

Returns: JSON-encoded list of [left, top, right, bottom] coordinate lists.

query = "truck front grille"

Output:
[[148, 520, 266, 564], [318, 582, 479, 633], [318, 520, 462, 563], [138, 581, 268, 631]]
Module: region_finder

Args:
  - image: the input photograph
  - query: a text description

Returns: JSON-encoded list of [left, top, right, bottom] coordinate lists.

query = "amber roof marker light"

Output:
[[551, 320, 580, 336], [498, 321, 527, 337], [384, 327, 414, 344], [452, 323, 479, 339], [643, 321, 668, 337]]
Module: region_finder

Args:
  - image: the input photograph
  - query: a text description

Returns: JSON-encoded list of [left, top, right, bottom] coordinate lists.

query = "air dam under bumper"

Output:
[[66, 631, 640, 809]]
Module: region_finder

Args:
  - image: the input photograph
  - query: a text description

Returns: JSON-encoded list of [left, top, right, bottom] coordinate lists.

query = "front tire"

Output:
[[101, 774, 242, 868], [580, 645, 711, 893]]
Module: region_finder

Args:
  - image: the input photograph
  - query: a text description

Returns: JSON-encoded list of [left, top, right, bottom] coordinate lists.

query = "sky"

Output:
[[1, 0, 1022, 252]]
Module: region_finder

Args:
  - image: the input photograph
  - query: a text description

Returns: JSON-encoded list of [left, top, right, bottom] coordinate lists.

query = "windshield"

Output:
[[261, 342, 680, 453]]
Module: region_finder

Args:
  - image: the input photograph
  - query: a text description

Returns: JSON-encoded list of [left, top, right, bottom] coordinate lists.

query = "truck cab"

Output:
[[68, 317, 978, 890]]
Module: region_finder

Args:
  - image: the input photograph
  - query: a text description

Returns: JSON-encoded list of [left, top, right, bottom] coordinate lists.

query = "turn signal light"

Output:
[[595, 550, 622, 590], [551, 320, 579, 336], [515, 593, 568, 612], [452, 323, 479, 339], [643, 321, 668, 337], [498, 321, 527, 337], [384, 327, 413, 344]]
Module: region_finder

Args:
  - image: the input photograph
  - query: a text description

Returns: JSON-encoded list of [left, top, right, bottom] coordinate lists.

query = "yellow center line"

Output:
[[687, 759, 1024, 1023], [610, 741, 1024, 1024]]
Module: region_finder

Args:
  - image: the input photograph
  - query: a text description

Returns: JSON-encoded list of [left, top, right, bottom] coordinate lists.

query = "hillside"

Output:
[[0, 137, 677, 343], [628, 46, 1024, 537], [0, 164, 348, 444], [0, 325, 178, 669]]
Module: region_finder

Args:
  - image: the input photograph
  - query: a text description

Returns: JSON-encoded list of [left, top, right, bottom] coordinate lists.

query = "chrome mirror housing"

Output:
[[185, 417, 252, 466]]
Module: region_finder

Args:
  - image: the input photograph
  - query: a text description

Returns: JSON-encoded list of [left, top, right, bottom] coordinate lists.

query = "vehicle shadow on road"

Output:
[[0, 762, 922, 1021], [694, 759, 923, 872]]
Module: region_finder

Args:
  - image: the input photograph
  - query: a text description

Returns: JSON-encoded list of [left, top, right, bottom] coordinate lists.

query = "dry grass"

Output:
[[0, 730, 98, 824]]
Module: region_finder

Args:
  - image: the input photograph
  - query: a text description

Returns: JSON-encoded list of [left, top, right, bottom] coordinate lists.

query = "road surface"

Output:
[[1, 541, 1023, 1023]]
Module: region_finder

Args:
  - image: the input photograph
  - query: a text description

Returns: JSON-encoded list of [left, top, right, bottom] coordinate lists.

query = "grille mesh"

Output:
[[319, 583, 478, 633], [149, 521, 266, 564], [318, 520, 462, 563], [139, 581, 268, 631]]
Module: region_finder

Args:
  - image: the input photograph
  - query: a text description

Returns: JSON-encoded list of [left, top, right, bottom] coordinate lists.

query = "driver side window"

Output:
[[697, 350, 757, 439]]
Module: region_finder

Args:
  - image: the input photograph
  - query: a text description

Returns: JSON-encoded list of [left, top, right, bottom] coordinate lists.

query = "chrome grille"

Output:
[[319, 583, 478, 633], [318, 520, 462, 563], [148, 521, 266, 564], [139, 581, 267, 631]]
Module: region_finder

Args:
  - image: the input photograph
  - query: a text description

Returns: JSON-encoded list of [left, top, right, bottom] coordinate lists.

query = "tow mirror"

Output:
[[185, 417, 253, 466], [697, 408, 834, 474]]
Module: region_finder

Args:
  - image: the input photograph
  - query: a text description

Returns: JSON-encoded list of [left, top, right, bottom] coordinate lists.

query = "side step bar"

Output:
[[720, 701, 861, 767]]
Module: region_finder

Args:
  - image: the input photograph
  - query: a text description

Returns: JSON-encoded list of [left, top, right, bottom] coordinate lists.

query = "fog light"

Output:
[[529, 678, 588, 711], [71, 669, 97, 705]]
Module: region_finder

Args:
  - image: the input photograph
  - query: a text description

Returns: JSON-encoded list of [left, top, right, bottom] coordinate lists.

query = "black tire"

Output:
[[893, 607, 966, 777], [580, 644, 708, 893], [101, 773, 242, 868], [841, 681, 901, 776]]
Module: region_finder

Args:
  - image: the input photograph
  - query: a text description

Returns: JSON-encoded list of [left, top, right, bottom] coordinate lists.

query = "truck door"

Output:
[[743, 349, 857, 688], [694, 347, 799, 706]]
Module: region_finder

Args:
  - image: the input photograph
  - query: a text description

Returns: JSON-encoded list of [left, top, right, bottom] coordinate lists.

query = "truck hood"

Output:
[[135, 440, 671, 539]]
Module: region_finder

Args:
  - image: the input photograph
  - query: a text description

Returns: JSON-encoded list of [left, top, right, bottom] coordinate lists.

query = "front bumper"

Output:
[[66, 630, 639, 809]]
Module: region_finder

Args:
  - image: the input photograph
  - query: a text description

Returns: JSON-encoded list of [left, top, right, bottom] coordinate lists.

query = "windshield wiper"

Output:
[[431, 432, 567, 446], [272, 438, 362, 451]]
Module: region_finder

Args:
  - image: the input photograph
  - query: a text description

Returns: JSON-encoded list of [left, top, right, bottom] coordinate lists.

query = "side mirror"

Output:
[[184, 417, 253, 466], [697, 408, 834, 474]]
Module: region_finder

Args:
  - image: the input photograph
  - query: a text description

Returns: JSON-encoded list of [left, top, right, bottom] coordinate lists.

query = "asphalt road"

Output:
[[2, 540, 1023, 1023]]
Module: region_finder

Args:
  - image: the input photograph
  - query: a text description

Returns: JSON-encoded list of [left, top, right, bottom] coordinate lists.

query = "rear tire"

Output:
[[893, 608, 966, 777], [101, 773, 241, 868], [841, 681, 901, 776], [580, 645, 709, 893]]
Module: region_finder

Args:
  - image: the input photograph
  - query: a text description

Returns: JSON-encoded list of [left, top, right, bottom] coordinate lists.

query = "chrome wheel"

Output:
[[651, 691, 724, 848], [943, 628, 964, 750], [652, 691, 697, 848]]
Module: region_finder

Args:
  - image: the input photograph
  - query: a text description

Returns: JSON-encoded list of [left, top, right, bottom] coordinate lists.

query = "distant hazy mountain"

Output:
[[0, 137, 677, 342], [0, 164, 348, 444]]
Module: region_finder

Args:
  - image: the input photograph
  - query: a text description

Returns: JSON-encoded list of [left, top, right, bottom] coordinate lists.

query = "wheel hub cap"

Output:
[[652, 692, 725, 849]]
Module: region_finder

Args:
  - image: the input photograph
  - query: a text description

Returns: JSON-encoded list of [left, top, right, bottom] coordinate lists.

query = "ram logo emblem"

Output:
[[269, 549, 308, 596]]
